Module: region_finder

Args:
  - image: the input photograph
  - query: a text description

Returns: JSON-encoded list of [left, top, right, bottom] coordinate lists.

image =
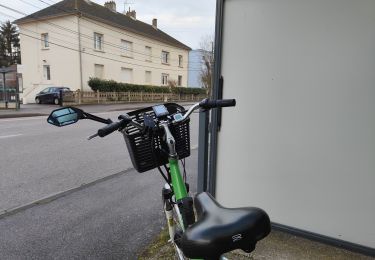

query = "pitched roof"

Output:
[[15, 0, 191, 50]]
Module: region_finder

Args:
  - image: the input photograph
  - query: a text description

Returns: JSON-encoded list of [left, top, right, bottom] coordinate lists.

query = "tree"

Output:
[[0, 20, 20, 66], [0, 32, 6, 67], [199, 34, 214, 97], [168, 79, 178, 88]]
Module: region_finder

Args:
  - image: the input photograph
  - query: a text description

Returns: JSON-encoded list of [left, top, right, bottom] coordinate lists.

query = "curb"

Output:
[[0, 113, 48, 119], [0, 168, 133, 220]]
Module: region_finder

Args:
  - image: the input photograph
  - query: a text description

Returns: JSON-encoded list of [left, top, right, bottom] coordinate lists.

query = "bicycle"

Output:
[[47, 98, 271, 260]]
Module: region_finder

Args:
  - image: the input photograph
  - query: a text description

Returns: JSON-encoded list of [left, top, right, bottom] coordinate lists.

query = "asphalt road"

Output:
[[0, 110, 199, 212], [0, 150, 199, 259], [0, 108, 200, 259]]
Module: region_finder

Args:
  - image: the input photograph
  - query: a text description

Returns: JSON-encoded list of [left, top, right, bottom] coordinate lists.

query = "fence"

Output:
[[62, 90, 207, 105]]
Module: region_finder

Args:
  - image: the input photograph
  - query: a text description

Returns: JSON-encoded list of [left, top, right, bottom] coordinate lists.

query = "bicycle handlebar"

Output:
[[96, 114, 132, 138], [173, 98, 236, 124], [199, 99, 236, 109], [97, 121, 123, 137], [93, 98, 236, 138]]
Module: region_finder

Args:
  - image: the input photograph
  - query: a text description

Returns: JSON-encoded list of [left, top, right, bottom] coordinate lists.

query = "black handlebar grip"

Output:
[[199, 98, 236, 109], [97, 121, 122, 137]]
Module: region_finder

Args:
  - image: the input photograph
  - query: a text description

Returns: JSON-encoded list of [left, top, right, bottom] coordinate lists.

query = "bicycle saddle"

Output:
[[177, 192, 271, 259]]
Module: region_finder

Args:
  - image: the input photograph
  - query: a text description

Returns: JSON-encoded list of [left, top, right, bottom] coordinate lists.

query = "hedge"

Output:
[[88, 78, 206, 95]]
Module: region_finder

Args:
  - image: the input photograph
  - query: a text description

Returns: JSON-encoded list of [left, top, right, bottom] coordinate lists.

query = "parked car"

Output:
[[35, 87, 71, 105]]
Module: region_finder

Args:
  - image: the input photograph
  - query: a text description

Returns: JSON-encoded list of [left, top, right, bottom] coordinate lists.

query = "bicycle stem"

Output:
[[161, 122, 177, 158], [160, 122, 188, 200]]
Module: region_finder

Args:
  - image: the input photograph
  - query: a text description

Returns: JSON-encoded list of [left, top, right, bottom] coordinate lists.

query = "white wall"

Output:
[[78, 17, 189, 89], [215, 0, 375, 248], [18, 15, 80, 103]]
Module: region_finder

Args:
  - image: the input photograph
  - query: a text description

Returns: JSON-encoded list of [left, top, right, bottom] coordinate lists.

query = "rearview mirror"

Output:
[[47, 107, 83, 127]]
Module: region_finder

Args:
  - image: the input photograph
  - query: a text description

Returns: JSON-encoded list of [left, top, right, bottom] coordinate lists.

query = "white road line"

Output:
[[0, 134, 23, 139], [0, 116, 46, 122]]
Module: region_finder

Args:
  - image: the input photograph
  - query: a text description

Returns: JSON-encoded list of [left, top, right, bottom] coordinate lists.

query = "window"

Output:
[[178, 75, 182, 86], [145, 71, 152, 84], [41, 33, 49, 48], [161, 51, 169, 64], [94, 64, 104, 79], [40, 88, 49, 93], [145, 46, 152, 61], [121, 67, 133, 83], [121, 40, 133, 57], [178, 55, 183, 67], [94, 33, 103, 51], [43, 65, 51, 80], [161, 73, 169, 85]]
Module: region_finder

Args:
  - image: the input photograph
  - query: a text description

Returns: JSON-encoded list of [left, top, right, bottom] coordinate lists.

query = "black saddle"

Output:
[[177, 192, 271, 259]]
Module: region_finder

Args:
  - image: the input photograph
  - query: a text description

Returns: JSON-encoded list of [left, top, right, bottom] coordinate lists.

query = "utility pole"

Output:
[[76, 0, 84, 91]]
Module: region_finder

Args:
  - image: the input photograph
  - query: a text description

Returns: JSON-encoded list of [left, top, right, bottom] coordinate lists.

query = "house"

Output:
[[15, 0, 191, 104]]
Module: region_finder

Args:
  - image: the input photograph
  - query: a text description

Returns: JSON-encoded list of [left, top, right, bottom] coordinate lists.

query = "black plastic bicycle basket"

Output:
[[121, 103, 190, 173]]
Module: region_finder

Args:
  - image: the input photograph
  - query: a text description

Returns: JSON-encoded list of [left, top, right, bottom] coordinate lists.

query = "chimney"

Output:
[[126, 8, 136, 20], [152, 18, 157, 29], [104, 1, 116, 12]]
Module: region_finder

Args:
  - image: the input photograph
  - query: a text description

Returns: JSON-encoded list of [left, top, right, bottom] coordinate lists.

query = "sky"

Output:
[[0, 0, 216, 50]]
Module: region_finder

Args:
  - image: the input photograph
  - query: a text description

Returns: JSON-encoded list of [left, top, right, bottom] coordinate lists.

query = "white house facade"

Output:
[[15, 0, 190, 104]]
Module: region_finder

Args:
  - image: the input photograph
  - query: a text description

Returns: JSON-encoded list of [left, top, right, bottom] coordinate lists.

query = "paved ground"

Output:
[[140, 227, 375, 260], [0, 106, 198, 213], [0, 150, 198, 260]]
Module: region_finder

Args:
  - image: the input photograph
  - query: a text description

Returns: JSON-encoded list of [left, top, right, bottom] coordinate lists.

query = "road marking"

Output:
[[0, 116, 46, 122], [0, 134, 23, 139]]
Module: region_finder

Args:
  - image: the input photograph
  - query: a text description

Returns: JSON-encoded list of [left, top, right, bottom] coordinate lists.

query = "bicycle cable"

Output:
[[150, 128, 170, 184], [181, 158, 187, 182]]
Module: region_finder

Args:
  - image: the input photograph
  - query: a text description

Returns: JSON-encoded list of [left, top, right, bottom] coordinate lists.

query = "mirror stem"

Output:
[[83, 112, 112, 124]]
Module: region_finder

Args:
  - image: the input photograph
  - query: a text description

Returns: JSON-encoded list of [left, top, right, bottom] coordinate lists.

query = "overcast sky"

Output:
[[0, 0, 216, 49]]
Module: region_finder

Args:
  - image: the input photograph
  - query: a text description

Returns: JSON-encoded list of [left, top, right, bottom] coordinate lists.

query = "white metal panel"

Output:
[[216, 0, 375, 248]]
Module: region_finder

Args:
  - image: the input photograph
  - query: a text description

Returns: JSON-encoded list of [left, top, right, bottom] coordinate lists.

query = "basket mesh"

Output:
[[122, 103, 190, 173]]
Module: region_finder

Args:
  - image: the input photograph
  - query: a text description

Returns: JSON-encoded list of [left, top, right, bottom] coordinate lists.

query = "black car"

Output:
[[35, 87, 71, 104]]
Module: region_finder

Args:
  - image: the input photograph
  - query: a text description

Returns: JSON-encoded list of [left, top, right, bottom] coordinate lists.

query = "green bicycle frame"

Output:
[[169, 158, 188, 200]]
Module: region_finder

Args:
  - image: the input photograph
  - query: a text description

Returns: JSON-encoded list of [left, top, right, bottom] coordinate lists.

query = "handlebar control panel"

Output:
[[173, 113, 184, 122]]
